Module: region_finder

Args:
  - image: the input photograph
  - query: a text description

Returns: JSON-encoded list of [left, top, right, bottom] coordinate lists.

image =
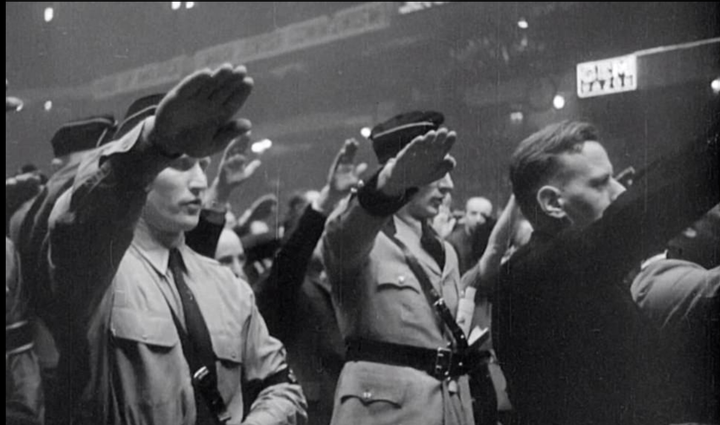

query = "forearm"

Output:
[[323, 170, 413, 272], [186, 209, 226, 258], [582, 135, 719, 285], [242, 382, 307, 425], [49, 120, 174, 305], [267, 206, 326, 290], [241, 303, 308, 425]]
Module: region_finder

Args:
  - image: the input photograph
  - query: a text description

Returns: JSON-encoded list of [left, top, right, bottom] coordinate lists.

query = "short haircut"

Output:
[[510, 121, 600, 222]]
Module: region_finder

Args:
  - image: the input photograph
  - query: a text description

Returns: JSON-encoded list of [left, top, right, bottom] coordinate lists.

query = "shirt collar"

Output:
[[394, 214, 422, 240], [132, 221, 187, 277]]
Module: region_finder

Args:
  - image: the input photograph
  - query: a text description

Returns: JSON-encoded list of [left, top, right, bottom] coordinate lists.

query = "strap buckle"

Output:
[[434, 347, 454, 379]]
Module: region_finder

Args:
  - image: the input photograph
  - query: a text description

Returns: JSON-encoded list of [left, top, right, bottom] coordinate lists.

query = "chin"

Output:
[[165, 215, 200, 233]]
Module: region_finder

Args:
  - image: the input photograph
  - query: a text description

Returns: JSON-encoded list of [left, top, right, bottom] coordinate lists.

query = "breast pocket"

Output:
[[111, 307, 179, 349], [376, 266, 422, 295], [110, 308, 185, 405]]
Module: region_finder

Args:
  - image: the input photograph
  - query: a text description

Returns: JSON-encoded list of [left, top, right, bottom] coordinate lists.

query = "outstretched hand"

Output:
[[315, 138, 368, 214], [378, 128, 456, 196], [203, 133, 262, 209], [327, 139, 367, 197], [148, 64, 254, 158], [217, 133, 262, 190]]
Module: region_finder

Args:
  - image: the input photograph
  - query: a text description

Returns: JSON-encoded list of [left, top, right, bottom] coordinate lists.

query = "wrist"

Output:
[[313, 186, 336, 216], [143, 116, 181, 159], [356, 169, 416, 217], [377, 162, 407, 197], [204, 183, 231, 212]]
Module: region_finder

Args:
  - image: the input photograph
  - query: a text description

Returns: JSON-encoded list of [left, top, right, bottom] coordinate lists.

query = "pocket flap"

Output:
[[212, 333, 242, 364], [376, 266, 421, 294], [111, 308, 179, 348], [338, 370, 407, 407]]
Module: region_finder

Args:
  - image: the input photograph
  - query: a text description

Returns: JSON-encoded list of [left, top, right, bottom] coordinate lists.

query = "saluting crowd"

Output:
[[6, 62, 719, 425]]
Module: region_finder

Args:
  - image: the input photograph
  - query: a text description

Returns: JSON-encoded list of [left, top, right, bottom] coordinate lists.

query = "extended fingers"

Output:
[[224, 132, 252, 157], [222, 76, 254, 113], [338, 139, 359, 164], [174, 68, 215, 98]]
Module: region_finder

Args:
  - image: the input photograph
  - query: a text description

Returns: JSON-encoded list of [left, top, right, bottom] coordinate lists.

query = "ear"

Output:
[[536, 185, 567, 220]]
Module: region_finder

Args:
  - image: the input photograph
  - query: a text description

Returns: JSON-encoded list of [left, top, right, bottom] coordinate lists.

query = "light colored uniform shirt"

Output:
[[48, 122, 306, 425], [323, 194, 474, 425]]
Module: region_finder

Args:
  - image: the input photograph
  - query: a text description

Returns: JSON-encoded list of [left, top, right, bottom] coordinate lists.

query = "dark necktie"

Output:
[[421, 220, 446, 270], [168, 248, 218, 425]]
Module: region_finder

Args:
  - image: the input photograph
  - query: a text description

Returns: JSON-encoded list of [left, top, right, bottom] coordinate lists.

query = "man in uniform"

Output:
[[6, 83, 43, 425], [322, 111, 495, 425], [47, 65, 307, 425]]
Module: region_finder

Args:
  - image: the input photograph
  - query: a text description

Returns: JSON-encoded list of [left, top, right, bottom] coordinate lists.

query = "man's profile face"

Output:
[[407, 173, 454, 220], [465, 198, 493, 231], [552, 141, 626, 227], [143, 156, 210, 234]]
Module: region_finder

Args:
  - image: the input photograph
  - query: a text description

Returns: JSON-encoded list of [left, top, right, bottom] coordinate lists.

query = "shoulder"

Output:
[[632, 259, 718, 302], [632, 259, 719, 327], [183, 246, 256, 299]]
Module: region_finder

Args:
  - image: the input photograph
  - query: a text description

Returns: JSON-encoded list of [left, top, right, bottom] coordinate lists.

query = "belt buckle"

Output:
[[434, 347, 453, 379]]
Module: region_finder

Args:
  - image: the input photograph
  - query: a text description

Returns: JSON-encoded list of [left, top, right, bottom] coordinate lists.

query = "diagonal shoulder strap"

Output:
[[382, 226, 468, 351]]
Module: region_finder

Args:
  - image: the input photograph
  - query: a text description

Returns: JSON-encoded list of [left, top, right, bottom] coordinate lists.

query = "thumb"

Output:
[[354, 163, 368, 177], [245, 159, 262, 176]]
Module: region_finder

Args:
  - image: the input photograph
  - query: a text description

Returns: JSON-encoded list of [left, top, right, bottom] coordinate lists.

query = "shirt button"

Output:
[[398, 275, 406, 284], [362, 391, 372, 401]]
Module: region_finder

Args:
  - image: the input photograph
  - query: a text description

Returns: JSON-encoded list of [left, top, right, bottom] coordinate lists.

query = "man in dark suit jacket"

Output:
[[493, 120, 719, 424], [254, 139, 365, 425]]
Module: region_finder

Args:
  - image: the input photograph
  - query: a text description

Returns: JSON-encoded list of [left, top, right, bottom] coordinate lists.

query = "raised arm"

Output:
[[323, 129, 457, 274], [462, 195, 521, 294], [48, 64, 254, 312], [256, 139, 365, 338], [187, 133, 261, 257]]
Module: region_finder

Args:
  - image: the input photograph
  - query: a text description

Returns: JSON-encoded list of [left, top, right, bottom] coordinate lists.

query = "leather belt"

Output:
[[346, 338, 491, 380]]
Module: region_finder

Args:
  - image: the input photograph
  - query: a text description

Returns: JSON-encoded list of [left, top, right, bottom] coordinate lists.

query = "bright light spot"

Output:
[[711, 78, 720, 94], [553, 95, 566, 110], [517, 18, 528, 29], [510, 111, 524, 123], [171, 2, 182, 10], [252, 139, 273, 154], [44, 7, 54, 22], [44, 101, 53, 111], [15, 103, 24, 112], [360, 127, 372, 138], [185, 2, 195, 9]]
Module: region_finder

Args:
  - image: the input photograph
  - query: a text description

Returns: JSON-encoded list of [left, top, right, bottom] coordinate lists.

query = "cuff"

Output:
[[356, 170, 417, 217]]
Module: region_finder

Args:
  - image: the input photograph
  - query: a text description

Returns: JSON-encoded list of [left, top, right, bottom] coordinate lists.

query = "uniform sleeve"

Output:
[[322, 170, 411, 288], [240, 291, 308, 425], [48, 121, 173, 320], [255, 205, 326, 341], [631, 260, 719, 329], [5, 238, 43, 424]]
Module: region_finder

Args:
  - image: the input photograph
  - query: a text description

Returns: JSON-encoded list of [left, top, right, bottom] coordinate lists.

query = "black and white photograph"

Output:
[[6, 3, 719, 425]]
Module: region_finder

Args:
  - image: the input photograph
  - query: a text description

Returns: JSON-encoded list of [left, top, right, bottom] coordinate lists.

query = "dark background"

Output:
[[6, 2, 720, 216]]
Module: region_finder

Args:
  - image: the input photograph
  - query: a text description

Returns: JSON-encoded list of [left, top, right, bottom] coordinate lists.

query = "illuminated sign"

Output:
[[577, 55, 637, 98], [398, 2, 451, 15]]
